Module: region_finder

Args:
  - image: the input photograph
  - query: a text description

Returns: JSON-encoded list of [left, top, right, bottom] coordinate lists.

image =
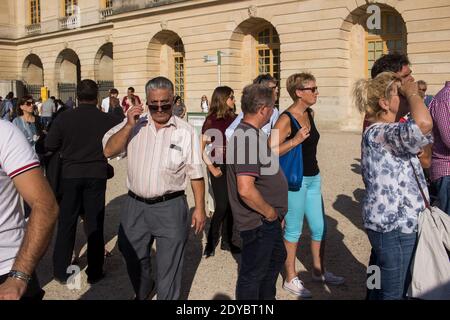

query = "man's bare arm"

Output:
[[11, 167, 59, 275], [190, 178, 206, 234]]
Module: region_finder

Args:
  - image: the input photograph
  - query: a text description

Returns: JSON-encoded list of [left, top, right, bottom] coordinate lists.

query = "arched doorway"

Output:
[[55, 48, 81, 102], [95, 42, 114, 100], [147, 31, 185, 101], [22, 53, 44, 99], [230, 18, 280, 107]]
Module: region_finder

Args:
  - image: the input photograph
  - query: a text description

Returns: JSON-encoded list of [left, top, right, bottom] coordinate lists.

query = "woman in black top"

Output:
[[270, 73, 344, 298]]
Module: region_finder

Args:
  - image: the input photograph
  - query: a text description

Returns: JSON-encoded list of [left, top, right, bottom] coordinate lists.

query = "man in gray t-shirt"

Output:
[[41, 97, 55, 129], [226, 84, 287, 300]]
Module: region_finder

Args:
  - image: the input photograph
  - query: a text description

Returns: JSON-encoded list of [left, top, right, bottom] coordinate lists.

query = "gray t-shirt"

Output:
[[41, 99, 55, 117], [226, 121, 288, 232]]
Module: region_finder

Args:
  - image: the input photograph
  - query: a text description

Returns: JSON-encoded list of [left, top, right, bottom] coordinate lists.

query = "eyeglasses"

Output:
[[147, 103, 172, 112], [25, 101, 33, 106], [298, 86, 318, 93], [228, 95, 235, 100]]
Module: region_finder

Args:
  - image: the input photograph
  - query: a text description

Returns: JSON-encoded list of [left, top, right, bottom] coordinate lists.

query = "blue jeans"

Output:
[[41, 116, 52, 129], [432, 176, 450, 216], [366, 229, 417, 300], [236, 220, 287, 300]]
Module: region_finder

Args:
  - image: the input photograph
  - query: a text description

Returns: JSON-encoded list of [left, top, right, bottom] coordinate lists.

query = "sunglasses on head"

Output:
[[147, 103, 172, 112], [298, 86, 318, 93]]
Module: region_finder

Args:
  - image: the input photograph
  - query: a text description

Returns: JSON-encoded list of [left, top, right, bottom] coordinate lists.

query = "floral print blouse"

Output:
[[361, 120, 433, 234]]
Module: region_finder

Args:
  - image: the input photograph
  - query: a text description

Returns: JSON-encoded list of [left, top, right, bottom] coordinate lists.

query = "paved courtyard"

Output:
[[37, 129, 369, 300]]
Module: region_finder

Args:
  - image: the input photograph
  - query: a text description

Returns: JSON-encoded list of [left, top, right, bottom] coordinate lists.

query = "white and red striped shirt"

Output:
[[0, 120, 40, 276], [103, 114, 203, 199]]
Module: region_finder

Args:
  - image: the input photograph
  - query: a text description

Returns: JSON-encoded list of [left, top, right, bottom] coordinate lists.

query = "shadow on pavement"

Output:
[[295, 215, 367, 299], [332, 188, 365, 232], [78, 204, 206, 300], [351, 158, 362, 175], [212, 293, 232, 300]]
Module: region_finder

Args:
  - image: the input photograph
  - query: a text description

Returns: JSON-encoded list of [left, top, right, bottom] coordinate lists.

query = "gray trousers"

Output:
[[118, 195, 189, 300]]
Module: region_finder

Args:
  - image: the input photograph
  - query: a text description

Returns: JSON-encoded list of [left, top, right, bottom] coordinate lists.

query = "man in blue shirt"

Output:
[[225, 74, 280, 140]]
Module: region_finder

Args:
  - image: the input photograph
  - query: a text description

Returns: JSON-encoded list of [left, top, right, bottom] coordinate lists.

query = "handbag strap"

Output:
[[284, 111, 301, 130], [409, 159, 431, 209]]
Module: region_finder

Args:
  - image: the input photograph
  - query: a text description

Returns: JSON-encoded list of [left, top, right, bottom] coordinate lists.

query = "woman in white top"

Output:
[[200, 95, 209, 113]]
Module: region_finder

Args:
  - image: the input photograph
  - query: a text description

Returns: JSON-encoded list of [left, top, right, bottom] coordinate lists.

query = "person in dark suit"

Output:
[[45, 79, 121, 284]]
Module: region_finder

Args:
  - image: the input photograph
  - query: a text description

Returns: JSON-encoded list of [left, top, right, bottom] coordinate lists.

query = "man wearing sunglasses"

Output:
[[103, 76, 206, 300]]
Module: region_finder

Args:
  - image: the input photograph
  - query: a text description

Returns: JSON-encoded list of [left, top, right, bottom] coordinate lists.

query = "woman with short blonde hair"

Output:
[[355, 71, 433, 299], [270, 72, 344, 298]]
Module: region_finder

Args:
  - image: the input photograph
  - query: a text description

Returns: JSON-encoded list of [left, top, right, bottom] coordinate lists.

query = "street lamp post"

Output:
[[203, 50, 229, 86], [217, 50, 222, 86]]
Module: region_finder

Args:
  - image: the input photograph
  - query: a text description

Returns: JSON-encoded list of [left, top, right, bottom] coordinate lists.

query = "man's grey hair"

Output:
[[417, 80, 427, 87], [253, 73, 277, 87], [241, 84, 274, 115], [145, 76, 174, 94]]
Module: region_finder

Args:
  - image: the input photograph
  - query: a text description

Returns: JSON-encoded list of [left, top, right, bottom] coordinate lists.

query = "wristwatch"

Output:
[[8, 270, 31, 284]]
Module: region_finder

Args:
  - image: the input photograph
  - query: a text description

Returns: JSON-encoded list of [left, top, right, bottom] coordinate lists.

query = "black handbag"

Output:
[[106, 163, 114, 180]]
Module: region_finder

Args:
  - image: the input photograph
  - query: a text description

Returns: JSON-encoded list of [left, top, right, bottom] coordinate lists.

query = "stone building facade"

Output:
[[0, 0, 449, 130]]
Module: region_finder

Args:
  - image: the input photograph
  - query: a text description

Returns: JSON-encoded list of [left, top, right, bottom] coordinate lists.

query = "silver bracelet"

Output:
[[8, 270, 31, 284]]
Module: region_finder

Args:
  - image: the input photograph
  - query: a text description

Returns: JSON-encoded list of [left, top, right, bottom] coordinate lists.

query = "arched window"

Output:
[[256, 27, 280, 82], [173, 39, 185, 101], [366, 11, 406, 76]]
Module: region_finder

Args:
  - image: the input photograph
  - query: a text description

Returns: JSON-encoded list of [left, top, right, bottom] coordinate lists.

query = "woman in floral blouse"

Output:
[[354, 71, 433, 300]]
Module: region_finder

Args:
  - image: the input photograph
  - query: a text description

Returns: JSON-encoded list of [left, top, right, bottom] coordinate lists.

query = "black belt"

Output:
[[128, 190, 184, 205]]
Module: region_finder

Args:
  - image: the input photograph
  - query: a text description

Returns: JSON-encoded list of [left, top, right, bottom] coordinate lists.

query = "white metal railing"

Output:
[[100, 7, 114, 19], [59, 15, 80, 30], [25, 23, 41, 35]]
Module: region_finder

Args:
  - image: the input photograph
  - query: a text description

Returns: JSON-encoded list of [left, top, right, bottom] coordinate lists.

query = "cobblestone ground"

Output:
[[37, 129, 369, 300]]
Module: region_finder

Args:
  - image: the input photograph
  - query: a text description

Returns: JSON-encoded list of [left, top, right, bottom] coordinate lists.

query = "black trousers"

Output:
[[236, 220, 286, 300], [53, 178, 106, 280], [207, 164, 234, 247], [0, 273, 45, 300]]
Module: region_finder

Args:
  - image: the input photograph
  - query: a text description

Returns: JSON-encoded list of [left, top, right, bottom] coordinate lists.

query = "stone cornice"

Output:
[[0, 22, 114, 46], [107, 0, 238, 22]]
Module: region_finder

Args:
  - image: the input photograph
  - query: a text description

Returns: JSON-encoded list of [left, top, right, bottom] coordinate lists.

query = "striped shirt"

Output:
[[103, 114, 203, 198], [0, 120, 40, 275], [429, 81, 450, 182]]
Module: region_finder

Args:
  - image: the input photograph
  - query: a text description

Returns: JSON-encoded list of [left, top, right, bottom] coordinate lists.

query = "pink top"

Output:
[[429, 81, 450, 181]]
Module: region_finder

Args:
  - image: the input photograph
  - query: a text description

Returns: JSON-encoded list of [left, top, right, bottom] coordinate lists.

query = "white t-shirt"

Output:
[[225, 108, 280, 141], [101, 97, 110, 113], [0, 120, 40, 276]]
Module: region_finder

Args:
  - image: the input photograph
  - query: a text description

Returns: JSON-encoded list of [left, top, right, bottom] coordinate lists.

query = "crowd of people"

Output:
[[0, 52, 448, 301]]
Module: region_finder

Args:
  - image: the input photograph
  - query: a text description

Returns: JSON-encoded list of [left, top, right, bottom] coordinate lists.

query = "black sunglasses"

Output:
[[147, 103, 172, 112], [25, 101, 34, 106], [298, 86, 318, 93]]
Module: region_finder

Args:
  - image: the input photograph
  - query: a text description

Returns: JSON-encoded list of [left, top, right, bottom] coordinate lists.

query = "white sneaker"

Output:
[[312, 271, 345, 285], [282, 277, 312, 298]]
